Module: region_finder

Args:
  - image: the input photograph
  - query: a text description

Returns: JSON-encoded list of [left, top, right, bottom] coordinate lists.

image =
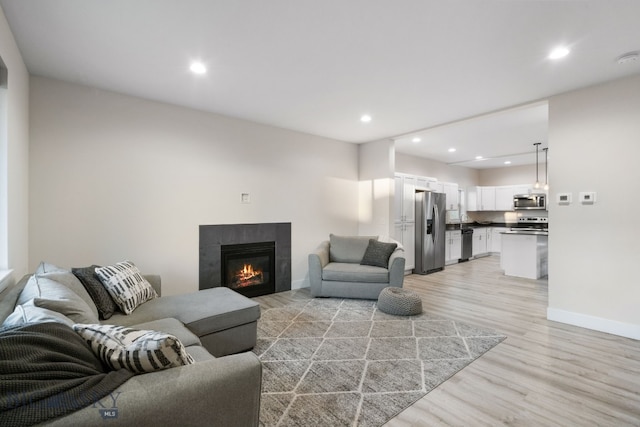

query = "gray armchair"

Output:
[[308, 235, 405, 299]]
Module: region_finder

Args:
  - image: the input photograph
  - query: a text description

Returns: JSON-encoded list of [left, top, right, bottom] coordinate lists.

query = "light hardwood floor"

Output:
[[254, 256, 640, 426]]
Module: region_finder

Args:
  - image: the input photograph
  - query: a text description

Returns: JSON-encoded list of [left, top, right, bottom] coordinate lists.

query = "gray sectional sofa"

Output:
[[308, 235, 405, 299], [0, 267, 262, 426]]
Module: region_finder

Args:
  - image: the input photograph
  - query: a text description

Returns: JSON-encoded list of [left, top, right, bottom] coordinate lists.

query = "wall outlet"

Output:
[[241, 193, 250, 204], [579, 192, 596, 204]]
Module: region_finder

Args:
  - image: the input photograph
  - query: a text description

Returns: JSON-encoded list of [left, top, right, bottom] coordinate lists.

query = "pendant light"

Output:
[[533, 142, 541, 189], [543, 147, 549, 191]]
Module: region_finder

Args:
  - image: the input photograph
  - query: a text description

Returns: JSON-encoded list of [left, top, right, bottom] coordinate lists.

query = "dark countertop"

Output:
[[446, 222, 515, 230]]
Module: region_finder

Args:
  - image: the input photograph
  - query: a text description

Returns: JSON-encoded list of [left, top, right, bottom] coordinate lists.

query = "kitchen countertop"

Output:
[[446, 222, 515, 230], [502, 230, 549, 236]]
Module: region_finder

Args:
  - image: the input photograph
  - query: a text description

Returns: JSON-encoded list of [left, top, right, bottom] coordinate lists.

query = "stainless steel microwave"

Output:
[[513, 194, 546, 210]]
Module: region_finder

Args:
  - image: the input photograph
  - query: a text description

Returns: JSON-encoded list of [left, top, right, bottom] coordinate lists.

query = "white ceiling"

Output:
[[1, 0, 639, 168]]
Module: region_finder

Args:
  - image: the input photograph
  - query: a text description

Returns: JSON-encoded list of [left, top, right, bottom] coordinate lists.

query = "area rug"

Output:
[[252, 295, 506, 427]]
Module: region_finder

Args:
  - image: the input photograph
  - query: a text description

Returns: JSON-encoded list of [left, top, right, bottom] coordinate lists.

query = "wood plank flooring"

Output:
[[254, 256, 640, 426]]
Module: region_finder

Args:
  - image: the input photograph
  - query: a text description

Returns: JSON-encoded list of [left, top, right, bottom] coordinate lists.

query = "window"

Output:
[[0, 56, 9, 291]]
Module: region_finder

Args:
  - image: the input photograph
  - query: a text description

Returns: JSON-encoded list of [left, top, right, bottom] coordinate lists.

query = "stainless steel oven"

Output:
[[513, 194, 546, 210]]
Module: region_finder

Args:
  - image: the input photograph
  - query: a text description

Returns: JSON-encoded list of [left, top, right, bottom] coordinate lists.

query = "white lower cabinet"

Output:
[[394, 222, 415, 271], [472, 228, 489, 257], [445, 230, 462, 265], [491, 227, 507, 253]]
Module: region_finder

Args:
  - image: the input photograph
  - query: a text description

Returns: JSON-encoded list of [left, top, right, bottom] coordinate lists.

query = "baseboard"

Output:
[[291, 279, 308, 290], [547, 307, 640, 340]]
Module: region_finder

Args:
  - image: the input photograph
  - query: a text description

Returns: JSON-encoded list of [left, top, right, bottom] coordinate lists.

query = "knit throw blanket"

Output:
[[0, 322, 134, 426]]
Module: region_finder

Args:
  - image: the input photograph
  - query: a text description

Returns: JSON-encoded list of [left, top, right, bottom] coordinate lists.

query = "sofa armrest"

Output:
[[43, 352, 262, 427], [308, 241, 330, 296], [388, 248, 406, 287]]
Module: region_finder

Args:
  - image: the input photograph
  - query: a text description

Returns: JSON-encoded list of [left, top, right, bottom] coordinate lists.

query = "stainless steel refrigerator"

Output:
[[415, 191, 446, 274]]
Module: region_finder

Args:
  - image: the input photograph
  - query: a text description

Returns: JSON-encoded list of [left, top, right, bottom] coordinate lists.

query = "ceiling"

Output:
[[1, 0, 639, 168]]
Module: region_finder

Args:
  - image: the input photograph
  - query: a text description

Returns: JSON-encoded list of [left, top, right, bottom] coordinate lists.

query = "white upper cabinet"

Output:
[[468, 185, 534, 211], [468, 186, 496, 211], [394, 174, 416, 223], [495, 186, 515, 211], [443, 182, 459, 211]]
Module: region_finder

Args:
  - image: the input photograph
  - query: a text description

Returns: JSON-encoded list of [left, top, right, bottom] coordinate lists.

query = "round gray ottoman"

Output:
[[377, 287, 423, 316]]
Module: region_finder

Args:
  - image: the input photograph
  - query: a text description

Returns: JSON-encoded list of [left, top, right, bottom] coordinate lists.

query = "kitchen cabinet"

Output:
[[491, 227, 507, 253], [495, 187, 515, 211], [443, 182, 459, 211], [394, 222, 415, 271], [472, 228, 489, 257], [468, 186, 496, 211], [445, 230, 462, 265], [394, 174, 416, 223]]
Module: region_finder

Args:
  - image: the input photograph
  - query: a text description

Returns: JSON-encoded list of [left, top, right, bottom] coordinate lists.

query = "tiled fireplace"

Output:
[[199, 223, 291, 297]]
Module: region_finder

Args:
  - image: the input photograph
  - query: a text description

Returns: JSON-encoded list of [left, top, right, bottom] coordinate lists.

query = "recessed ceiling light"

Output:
[[548, 46, 570, 60], [360, 114, 372, 123], [504, 161, 512, 165], [475, 155, 483, 160], [617, 52, 639, 65], [412, 137, 421, 143], [190, 61, 207, 74], [448, 148, 456, 153]]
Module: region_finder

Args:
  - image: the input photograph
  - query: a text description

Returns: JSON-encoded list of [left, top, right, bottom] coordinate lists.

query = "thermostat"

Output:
[[579, 192, 596, 204], [557, 193, 572, 205]]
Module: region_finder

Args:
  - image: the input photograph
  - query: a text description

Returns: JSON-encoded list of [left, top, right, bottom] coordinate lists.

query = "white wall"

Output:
[[0, 8, 29, 286], [29, 77, 359, 295], [547, 74, 640, 339], [358, 139, 395, 237], [479, 164, 537, 187], [395, 152, 479, 189]]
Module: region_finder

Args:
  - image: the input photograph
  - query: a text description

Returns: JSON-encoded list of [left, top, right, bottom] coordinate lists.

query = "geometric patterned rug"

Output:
[[252, 295, 506, 426]]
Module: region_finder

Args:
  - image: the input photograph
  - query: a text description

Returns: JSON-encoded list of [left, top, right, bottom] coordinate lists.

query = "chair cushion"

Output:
[[329, 234, 378, 263], [322, 262, 389, 283]]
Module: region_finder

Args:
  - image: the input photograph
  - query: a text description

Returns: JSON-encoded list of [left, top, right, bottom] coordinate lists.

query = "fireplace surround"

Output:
[[199, 223, 291, 296]]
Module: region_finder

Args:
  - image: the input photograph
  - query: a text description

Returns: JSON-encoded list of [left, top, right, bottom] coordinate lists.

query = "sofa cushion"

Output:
[[16, 275, 99, 324], [186, 345, 216, 362], [73, 323, 194, 373], [329, 234, 378, 263], [360, 239, 398, 268], [131, 317, 201, 348], [322, 262, 390, 283], [36, 269, 100, 320], [95, 261, 158, 315], [2, 300, 75, 328], [107, 287, 260, 337], [72, 265, 118, 320]]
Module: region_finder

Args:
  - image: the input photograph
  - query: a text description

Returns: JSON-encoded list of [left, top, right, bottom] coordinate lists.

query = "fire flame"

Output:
[[235, 263, 263, 287]]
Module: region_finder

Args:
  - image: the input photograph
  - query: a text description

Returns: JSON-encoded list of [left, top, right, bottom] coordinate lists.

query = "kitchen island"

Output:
[[500, 230, 548, 279]]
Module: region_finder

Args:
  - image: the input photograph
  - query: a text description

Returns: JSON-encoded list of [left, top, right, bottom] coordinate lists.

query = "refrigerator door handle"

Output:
[[432, 206, 438, 244]]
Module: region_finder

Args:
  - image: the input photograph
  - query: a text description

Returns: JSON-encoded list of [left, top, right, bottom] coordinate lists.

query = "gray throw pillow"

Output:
[[360, 239, 398, 268], [28, 276, 100, 324], [73, 265, 118, 320], [2, 300, 75, 328]]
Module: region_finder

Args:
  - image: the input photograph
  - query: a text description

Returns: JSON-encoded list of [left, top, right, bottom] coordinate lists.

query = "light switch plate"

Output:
[[557, 193, 572, 205], [579, 192, 596, 204], [241, 193, 251, 204]]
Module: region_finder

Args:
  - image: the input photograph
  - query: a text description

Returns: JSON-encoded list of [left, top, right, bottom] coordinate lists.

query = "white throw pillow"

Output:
[[73, 323, 194, 373], [95, 261, 157, 315]]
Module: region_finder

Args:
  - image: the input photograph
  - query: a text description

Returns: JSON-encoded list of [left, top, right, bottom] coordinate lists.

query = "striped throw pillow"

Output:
[[95, 261, 157, 314], [73, 324, 195, 373]]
